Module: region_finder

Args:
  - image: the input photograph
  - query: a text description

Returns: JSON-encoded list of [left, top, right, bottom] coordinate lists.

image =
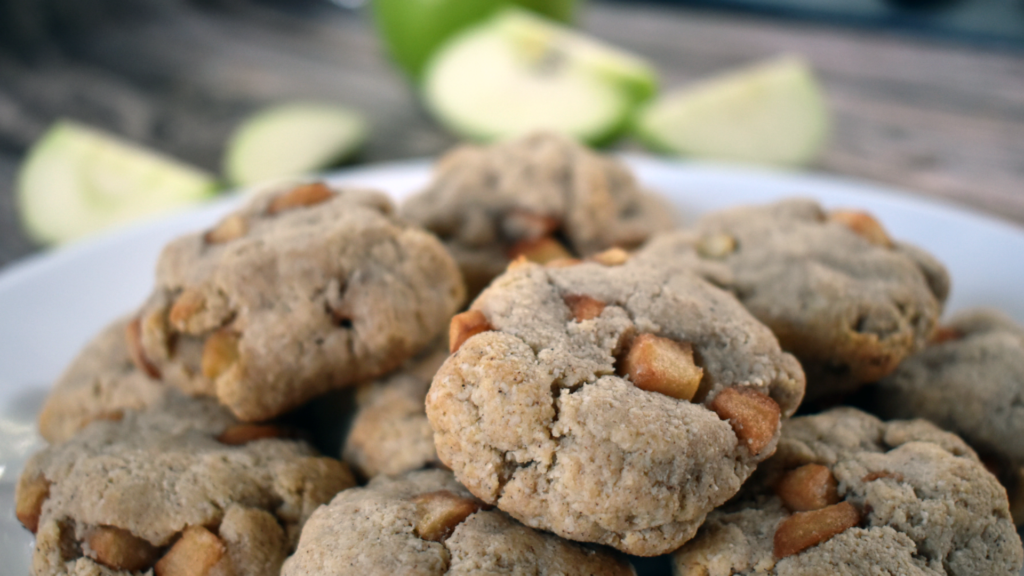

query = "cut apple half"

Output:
[[495, 9, 657, 102], [635, 55, 829, 167], [423, 7, 657, 144], [17, 121, 218, 245], [224, 102, 368, 186]]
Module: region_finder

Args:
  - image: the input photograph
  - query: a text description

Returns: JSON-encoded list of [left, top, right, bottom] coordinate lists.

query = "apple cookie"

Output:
[[342, 341, 449, 479], [672, 407, 1023, 576], [281, 469, 634, 576], [873, 308, 1024, 524], [38, 317, 167, 443], [400, 132, 675, 296], [17, 393, 355, 576], [130, 181, 465, 421], [638, 198, 949, 401], [425, 256, 805, 556]]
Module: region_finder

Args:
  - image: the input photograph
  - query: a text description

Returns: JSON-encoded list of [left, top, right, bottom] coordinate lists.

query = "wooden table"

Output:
[[0, 0, 1022, 268]]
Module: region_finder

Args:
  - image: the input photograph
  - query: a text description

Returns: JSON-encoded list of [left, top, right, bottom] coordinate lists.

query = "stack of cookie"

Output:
[[16, 132, 1024, 576]]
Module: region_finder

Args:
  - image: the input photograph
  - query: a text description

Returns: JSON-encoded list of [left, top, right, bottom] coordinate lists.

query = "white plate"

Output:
[[2, 156, 1022, 573]]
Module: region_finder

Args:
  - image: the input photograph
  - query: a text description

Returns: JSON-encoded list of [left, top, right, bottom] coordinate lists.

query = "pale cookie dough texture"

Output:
[[638, 198, 949, 400], [18, 394, 356, 576], [426, 259, 806, 556], [343, 341, 449, 479], [672, 408, 1023, 576], [400, 132, 675, 296], [38, 317, 167, 443], [282, 469, 635, 576], [133, 182, 465, 421], [874, 308, 1024, 524]]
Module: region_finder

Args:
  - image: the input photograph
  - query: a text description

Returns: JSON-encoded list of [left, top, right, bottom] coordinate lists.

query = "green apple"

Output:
[[514, 0, 578, 22], [635, 55, 829, 167], [17, 120, 218, 245], [422, 7, 657, 144], [371, 0, 578, 80], [224, 102, 368, 186]]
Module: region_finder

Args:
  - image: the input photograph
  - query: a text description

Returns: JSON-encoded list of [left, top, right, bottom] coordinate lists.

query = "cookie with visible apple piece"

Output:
[[425, 253, 805, 556], [637, 198, 949, 402], [672, 408, 1022, 576], [401, 132, 675, 296], [130, 181, 465, 422], [17, 393, 356, 576], [873, 308, 1024, 525], [281, 469, 634, 576]]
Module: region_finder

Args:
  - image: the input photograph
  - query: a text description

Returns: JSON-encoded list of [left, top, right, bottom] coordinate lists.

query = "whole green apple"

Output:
[[371, 0, 578, 79], [513, 0, 577, 21]]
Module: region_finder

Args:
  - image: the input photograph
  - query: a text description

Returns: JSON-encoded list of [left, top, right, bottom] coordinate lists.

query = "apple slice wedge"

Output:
[[635, 56, 829, 167], [423, 7, 657, 144], [17, 121, 218, 245], [224, 102, 368, 187]]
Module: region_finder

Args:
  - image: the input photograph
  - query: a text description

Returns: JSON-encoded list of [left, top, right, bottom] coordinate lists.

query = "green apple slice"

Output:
[[636, 56, 829, 167], [423, 7, 657, 144], [495, 8, 656, 101], [17, 121, 218, 245], [224, 102, 368, 186]]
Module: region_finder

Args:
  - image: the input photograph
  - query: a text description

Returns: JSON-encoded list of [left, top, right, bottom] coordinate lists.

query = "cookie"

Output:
[[672, 407, 1023, 576], [38, 317, 167, 443], [400, 132, 675, 296], [873, 308, 1024, 523], [16, 393, 356, 576], [426, 256, 806, 556], [342, 341, 448, 479], [131, 181, 465, 421], [281, 469, 634, 576], [638, 198, 949, 400]]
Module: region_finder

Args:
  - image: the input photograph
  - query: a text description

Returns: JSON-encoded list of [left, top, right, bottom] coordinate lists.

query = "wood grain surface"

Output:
[[0, 0, 1021, 267]]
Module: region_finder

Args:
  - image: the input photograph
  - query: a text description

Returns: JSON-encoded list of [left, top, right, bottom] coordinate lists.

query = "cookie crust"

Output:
[[401, 132, 675, 296], [38, 317, 167, 443], [874, 308, 1024, 523], [343, 342, 449, 479], [281, 469, 634, 576]]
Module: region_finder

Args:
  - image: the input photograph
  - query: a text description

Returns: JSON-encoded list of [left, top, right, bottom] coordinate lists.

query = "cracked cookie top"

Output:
[[638, 198, 950, 401], [281, 469, 634, 576], [873, 308, 1024, 523], [38, 317, 167, 443], [18, 393, 356, 576], [672, 408, 1022, 576], [342, 340, 449, 479], [425, 256, 805, 556], [131, 181, 466, 421], [400, 132, 675, 297]]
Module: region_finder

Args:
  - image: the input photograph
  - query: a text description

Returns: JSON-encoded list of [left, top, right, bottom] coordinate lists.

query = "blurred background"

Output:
[[0, 0, 1022, 266]]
